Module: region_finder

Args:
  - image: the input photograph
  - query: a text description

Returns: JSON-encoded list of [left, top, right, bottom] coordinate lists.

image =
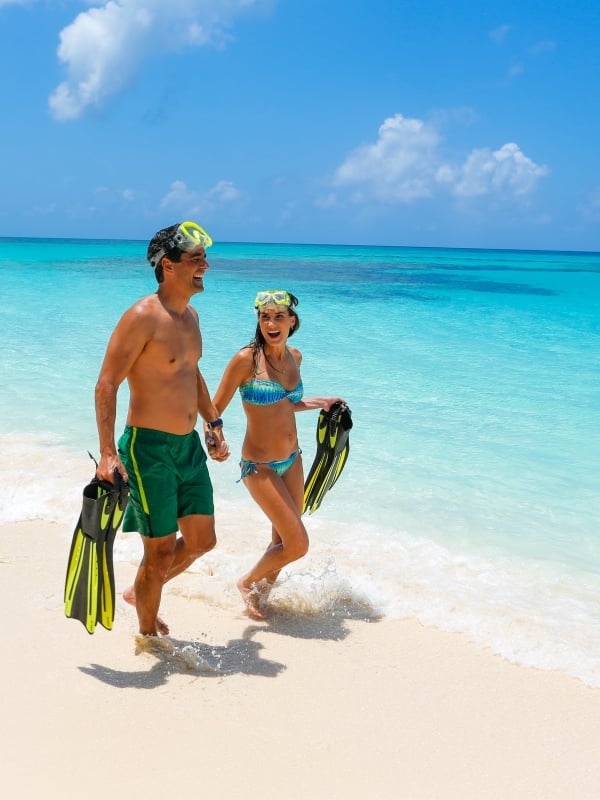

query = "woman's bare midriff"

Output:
[[242, 401, 299, 461]]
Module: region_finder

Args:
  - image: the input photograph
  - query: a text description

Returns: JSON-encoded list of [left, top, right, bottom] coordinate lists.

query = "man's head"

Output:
[[147, 222, 213, 282]]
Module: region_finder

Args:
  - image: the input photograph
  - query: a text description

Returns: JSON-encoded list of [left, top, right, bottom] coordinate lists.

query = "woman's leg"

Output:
[[266, 452, 305, 573], [239, 456, 308, 618]]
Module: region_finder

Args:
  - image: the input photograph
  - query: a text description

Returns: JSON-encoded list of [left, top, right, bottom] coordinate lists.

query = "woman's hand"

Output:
[[322, 397, 346, 412], [205, 428, 230, 462], [294, 396, 347, 412]]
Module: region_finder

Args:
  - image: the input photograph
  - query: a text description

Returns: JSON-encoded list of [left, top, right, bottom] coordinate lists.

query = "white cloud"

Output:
[[333, 114, 440, 202], [315, 192, 337, 209], [329, 114, 549, 206], [530, 40, 556, 55], [490, 24, 512, 45], [49, 0, 272, 121], [453, 143, 549, 198], [208, 180, 241, 202], [509, 63, 524, 78], [160, 178, 241, 215], [161, 180, 197, 209]]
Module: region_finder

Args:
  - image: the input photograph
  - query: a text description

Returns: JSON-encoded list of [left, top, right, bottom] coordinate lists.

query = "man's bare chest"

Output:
[[144, 318, 202, 369]]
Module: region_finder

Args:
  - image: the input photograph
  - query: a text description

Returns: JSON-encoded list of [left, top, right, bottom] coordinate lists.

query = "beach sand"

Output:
[[3, 519, 600, 800]]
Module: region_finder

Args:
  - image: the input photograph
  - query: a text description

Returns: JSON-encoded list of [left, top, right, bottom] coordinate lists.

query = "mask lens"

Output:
[[149, 221, 212, 268], [254, 290, 291, 308], [173, 221, 213, 251]]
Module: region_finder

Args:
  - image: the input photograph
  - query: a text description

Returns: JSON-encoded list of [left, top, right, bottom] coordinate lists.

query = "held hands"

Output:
[[205, 425, 230, 462]]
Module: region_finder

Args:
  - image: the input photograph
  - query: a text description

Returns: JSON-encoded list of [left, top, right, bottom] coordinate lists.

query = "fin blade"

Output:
[[65, 475, 117, 634], [97, 472, 129, 630], [64, 522, 99, 634], [302, 404, 352, 514]]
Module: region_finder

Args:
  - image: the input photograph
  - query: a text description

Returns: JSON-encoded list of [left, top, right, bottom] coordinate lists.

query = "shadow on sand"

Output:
[[79, 597, 381, 689]]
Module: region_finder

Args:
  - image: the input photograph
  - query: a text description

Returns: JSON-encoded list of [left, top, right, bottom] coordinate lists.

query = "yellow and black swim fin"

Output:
[[64, 465, 128, 634], [97, 470, 129, 631], [303, 402, 353, 515]]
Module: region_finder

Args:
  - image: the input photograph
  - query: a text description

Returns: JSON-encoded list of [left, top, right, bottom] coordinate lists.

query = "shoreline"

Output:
[[3, 519, 600, 799]]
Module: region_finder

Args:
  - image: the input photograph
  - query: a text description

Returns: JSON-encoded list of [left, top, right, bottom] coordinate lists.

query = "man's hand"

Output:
[[205, 430, 230, 462], [97, 452, 129, 483]]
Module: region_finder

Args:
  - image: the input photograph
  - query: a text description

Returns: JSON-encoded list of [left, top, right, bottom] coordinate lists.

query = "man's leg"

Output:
[[164, 514, 216, 582], [127, 515, 216, 634], [134, 533, 177, 635]]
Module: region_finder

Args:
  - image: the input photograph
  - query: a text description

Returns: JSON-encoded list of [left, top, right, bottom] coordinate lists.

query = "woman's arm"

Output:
[[201, 349, 254, 460], [212, 349, 254, 415], [293, 396, 347, 413]]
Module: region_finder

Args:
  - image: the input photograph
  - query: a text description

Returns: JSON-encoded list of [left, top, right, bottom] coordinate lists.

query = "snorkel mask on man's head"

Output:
[[148, 221, 213, 269]]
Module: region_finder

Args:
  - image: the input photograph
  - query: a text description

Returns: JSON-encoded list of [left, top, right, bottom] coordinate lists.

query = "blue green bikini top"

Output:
[[239, 376, 304, 406]]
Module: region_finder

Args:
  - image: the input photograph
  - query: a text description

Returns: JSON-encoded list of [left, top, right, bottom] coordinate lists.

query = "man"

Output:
[[95, 221, 229, 636]]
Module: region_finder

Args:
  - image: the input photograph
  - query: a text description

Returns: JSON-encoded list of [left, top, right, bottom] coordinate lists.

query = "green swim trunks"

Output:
[[118, 425, 214, 538]]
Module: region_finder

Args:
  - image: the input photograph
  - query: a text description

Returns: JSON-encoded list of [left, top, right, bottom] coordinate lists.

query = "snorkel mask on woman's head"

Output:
[[253, 290, 301, 336], [149, 221, 213, 268], [254, 290, 293, 309]]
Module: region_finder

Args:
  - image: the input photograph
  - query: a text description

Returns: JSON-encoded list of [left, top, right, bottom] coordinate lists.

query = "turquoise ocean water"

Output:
[[1, 237, 599, 686]]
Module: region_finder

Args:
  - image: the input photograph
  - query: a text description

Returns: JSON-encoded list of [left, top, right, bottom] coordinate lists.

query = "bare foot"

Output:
[[237, 579, 269, 620], [123, 586, 170, 636]]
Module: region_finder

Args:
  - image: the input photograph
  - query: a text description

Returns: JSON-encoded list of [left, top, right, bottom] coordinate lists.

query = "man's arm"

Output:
[[197, 369, 229, 461], [95, 303, 153, 481]]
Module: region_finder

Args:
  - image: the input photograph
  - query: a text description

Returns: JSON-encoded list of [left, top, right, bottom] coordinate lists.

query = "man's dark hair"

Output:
[[147, 224, 181, 283]]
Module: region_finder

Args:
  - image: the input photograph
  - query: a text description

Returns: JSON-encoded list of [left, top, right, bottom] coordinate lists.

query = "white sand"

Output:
[[3, 519, 600, 800]]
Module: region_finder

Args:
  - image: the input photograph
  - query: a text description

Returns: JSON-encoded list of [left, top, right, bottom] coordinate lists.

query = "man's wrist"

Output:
[[206, 417, 223, 430]]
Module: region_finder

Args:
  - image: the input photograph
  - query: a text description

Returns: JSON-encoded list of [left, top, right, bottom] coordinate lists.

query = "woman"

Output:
[[211, 290, 344, 619]]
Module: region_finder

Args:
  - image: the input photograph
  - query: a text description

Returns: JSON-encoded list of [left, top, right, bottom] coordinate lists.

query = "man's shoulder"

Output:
[[124, 293, 161, 318], [131, 292, 159, 310], [114, 294, 160, 333]]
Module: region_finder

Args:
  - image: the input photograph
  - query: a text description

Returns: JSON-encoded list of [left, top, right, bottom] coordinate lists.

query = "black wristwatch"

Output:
[[206, 417, 223, 430]]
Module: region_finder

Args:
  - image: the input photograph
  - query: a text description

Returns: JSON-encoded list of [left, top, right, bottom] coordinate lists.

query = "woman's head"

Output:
[[248, 290, 300, 366], [253, 290, 300, 340]]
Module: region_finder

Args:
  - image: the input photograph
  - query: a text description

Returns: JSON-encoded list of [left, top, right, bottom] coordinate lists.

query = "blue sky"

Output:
[[1, 0, 599, 250]]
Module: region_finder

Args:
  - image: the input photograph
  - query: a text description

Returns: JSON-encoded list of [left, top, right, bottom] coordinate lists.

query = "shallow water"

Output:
[[2, 237, 599, 685]]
